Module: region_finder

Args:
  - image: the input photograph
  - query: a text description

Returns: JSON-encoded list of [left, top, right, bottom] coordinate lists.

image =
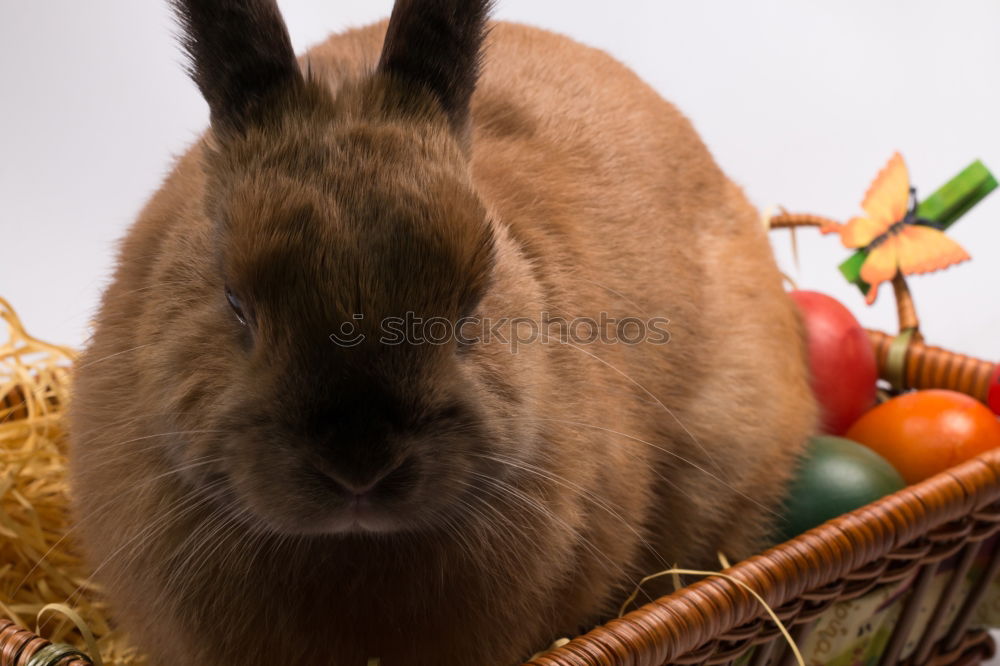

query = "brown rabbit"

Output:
[[68, 0, 816, 664]]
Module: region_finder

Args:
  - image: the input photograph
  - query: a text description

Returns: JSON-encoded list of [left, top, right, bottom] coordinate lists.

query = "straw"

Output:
[[0, 297, 144, 665]]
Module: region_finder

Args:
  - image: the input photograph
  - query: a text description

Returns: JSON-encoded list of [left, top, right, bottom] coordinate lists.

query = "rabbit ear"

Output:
[[377, 0, 493, 141], [171, 0, 303, 134]]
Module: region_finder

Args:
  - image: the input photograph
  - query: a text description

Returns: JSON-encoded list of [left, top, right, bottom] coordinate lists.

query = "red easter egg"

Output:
[[790, 290, 879, 435], [988, 364, 1000, 416]]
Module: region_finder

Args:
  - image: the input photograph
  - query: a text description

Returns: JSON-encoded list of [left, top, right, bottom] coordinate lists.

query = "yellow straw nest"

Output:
[[0, 296, 143, 665]]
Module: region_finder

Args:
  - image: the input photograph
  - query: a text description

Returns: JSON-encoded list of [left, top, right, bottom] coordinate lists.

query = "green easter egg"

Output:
[[775, 435, 905, 543]]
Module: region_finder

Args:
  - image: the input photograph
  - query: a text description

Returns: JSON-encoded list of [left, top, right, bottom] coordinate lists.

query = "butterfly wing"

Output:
[[896, 225, 971, 276], [861, 152, 910, 225], [823, 153, 911, 249], [859, 226, 970, 305], [859, 237, 901, 305]]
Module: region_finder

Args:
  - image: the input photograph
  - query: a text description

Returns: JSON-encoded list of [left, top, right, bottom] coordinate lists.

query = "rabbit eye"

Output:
[[225, 287, 248, 326]]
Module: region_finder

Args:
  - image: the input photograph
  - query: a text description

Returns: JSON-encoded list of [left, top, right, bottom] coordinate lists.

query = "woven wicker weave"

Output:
[[0, 620, 90, 666], [524, 448, 1000, 666]]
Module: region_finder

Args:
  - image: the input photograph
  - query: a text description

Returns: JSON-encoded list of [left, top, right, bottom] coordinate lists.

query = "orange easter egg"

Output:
[[846, 389, 1000, 484]]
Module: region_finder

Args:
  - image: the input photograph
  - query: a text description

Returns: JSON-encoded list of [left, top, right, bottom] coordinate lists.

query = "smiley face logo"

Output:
[[329, 314, 365, 347]]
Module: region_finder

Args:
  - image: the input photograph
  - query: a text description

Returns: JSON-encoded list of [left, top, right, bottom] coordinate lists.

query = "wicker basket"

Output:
[[0, 620, 90, 666], [522, 216, 1000, 666], [526, 448, 1000, 666], [2, 216, 998, 666]]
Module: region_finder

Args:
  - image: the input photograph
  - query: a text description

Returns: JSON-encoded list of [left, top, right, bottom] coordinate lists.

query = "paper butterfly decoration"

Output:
[[821, 153, 971, 304]]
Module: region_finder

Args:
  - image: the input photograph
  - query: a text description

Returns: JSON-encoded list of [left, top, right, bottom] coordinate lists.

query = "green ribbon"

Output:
[[26, 643, 93, 666], [885, 328, 917, 393]]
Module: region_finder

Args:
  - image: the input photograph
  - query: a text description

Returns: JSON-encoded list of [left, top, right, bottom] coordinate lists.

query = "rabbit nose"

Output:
[[315, 456, 410, 497]]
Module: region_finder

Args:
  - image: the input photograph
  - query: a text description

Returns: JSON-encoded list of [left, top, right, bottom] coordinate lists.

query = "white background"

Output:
[[1, 0, 1000, 657], [1, 1, 998, 355]]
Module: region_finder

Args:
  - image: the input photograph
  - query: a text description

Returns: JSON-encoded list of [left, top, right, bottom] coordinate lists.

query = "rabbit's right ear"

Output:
[[377, 0, 492, 144], [171, 0, 303, 135]]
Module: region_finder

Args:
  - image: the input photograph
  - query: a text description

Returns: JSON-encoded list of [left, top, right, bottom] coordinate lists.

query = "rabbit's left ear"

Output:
[[171, 0, 303, 136], [377, 0, 493, 142]]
